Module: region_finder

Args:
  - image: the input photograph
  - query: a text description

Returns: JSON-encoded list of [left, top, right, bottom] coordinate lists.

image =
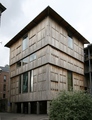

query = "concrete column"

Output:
[[12, 103, 17, 113], [21, 103, 23, 114], [15, 104, 17, 113], [37, 102, 39, 114], [28, 102, 31, 114], [47, 101, 50, 115]]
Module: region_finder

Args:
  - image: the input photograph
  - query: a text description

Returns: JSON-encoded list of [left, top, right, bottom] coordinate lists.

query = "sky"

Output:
[[0, 0, 92, 66]]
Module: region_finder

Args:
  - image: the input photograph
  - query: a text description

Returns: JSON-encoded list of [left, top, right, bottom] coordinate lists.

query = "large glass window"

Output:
[[30, 70, 33, 92], [68, 33, 73, 49], [19, 75, 21, 93], [23, 72, 28, 93], [67, 71, 73, 91], [30, 53, 36, 62], [22, 34, 28, 51], [22, 57, 29, 66]]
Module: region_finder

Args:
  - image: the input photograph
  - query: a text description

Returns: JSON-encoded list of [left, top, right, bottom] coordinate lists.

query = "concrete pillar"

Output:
[[28, 102, 31, 114], [21, 103, 23, 114], [47, 101, 50, 115], [12, 103, 17, 113], [15, 104, 17, 113], [37, 102, 39, 114]]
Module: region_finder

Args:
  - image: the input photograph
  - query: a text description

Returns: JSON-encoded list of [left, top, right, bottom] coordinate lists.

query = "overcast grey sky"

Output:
[[0, 0, 92, 66]]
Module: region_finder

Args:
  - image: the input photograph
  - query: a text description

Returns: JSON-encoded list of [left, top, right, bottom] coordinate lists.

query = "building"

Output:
[[5, 6, 89, 114], [0, 66, 9, 112], [0, 3, 6, 23], [84, 44, 92, 93]]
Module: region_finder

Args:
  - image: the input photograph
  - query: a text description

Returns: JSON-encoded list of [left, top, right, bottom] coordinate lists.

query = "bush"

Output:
[[49, 91, 92, 120]]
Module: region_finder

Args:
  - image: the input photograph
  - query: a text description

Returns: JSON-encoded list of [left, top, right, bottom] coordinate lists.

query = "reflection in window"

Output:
[[67, 71, 73, 91], [22, 57, 29, 66], [30, 70, 33, 92], [23, 72, 28, 93], [68, 33, 73, 49], [22, 34, 28, 51], [4, 75, 6, 82], [30, 53, 36, 62]]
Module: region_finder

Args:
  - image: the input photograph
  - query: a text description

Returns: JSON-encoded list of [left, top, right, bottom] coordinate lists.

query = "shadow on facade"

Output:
[[16, 101, 47, 114]]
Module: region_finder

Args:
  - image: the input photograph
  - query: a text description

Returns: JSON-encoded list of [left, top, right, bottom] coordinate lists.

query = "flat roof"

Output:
[[5, 6, 89, 47], [0, 3, 6, 13]]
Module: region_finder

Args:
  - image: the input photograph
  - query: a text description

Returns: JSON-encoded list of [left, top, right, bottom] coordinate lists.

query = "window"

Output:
[[3, 94, 5, 98], [67, 71, 73, 91], [68, 33, 73, 49], [19, 75, 21, 93], [22, 57, 29, 66], [3, 84, 6, 91], [23, 72, 28, 93], [30, 70, 33, 92], [4, 75, 6, 82], [30, 53, 36, 62], [17, 61, 21, 68], [22, 34, 28, 50]]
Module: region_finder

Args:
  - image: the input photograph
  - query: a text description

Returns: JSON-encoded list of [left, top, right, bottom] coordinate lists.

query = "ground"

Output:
[[0, 113, 49, 120]]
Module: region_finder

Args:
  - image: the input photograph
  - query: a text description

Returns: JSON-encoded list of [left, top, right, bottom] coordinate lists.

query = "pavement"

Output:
[[0, 113, 49, 120]]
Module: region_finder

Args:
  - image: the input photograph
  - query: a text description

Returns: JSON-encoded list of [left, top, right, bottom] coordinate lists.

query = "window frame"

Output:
[[22, 34, 28, 51]]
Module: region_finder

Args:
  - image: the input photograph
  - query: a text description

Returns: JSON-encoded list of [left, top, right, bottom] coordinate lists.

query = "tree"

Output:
[[49, 91, 92, 120]]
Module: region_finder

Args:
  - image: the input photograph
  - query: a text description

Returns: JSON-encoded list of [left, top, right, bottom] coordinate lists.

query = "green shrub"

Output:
[[49, 91, 92, 120]]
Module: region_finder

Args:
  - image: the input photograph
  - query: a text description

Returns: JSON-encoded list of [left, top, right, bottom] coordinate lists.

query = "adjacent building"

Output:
[[84, 44, 92, 94], [5, 6, 89, 114], [0, 66, 9, 112], [0, 3, 6, 23]]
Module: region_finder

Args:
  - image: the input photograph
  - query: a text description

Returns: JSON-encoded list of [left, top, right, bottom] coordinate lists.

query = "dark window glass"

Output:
[[3, 94, 5, 98], [3, 84, 6, 91], [17, 61, 21, 67], [19, 75, 21, 93], [67, 71, 73, 91], [23, 72, 28, 93]]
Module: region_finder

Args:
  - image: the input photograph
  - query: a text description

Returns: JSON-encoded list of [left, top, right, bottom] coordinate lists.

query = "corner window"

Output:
[[23, 72, 28, 93], [22, 57, 29, 66], [22, 34, 28, 51], [68, 33, 73, 49], [30, 53, 36, 62], [17, 61, 22, 68], [67, 71, 73, 91]]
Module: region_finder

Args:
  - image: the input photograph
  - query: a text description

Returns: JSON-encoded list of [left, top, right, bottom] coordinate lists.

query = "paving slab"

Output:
[[0, 113, 49, 120]]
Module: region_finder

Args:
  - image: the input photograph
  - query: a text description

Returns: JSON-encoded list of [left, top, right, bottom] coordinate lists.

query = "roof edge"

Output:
[[5, 6, 89, 47]]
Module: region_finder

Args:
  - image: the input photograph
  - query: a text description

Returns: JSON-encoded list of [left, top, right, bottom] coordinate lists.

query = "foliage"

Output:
[[49, 91, 92, 120]]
